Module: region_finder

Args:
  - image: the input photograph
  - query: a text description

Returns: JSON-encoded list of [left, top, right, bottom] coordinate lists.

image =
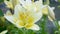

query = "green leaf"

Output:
[[26, 30, 35, 34], [6, 25, 23, 34], [0, 0, 4, 3], [58, 0, 60, 2], [58, 5, 60, 8], [0, 9, 3, 16], [39, 15, 48, 34]]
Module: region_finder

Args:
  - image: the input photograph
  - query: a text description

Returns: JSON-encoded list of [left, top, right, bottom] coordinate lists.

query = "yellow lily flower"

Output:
[[4, 0, 20, 9], [4, 0, 43, 30], [42, 5, 55, 21], [0, 30, 8, 34]]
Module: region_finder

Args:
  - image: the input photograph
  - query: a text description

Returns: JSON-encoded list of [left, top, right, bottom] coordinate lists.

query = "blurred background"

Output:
[[0, 0, 60, 34]]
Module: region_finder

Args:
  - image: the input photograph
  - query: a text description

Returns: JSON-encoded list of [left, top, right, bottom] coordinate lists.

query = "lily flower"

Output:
[[0, 30, 8, 34], [42, 5, 55, 21], [4, 0, 43, 30], [4, 0, 20, 9]]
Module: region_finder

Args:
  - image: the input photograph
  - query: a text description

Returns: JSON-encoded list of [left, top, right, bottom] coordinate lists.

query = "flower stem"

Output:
[[40, 15, 48, 34], [54, 20, 60, 34]]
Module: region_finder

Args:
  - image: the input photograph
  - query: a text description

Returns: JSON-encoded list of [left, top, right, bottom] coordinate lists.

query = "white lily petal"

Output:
[[30, 24, 40, 31], [19, 0, 25, 5], [4, 14, 24, 28], [15, 20, 24, 28], [19, 0, 32, 10], [26, 0, 32, 4], [30, 11, 42, 23], [14, 4, 26, 18], [4, 15, 16, 25], [25, 0, 32, 6], [39, 0, 42, 4], [0, 30, 8, 34], [14, 4, 42, 23], [35, 0, 42, 6], [14, 4, 25, 13], [4, 10, 16, 24], [10, 0, 20, 7], [33, 11, 42, 23], [25, 0, 32, 8], [4, 0, 13, 9]]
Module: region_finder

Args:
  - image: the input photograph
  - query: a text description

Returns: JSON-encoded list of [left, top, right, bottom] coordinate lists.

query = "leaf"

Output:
[[0, 0, 4, 3], [58, 0, 60, 2], [0, 9, 3, 16], [26, 30, 35, 34], [6, 25, 24, 34]]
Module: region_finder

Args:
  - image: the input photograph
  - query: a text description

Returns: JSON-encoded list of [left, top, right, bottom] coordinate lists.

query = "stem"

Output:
[[19, 28, 27, 34], [40, 15, 48, 34], [43, 0, 50, 5], [24, 28, 26, 34], [23, 28, 28, 34], [54, 20, 60, 34], [32, 0, 34, 2], [46, 0, 50, 5]]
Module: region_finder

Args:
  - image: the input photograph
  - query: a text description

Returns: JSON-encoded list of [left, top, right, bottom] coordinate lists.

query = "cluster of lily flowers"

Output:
[[1, 0, 60, 34]]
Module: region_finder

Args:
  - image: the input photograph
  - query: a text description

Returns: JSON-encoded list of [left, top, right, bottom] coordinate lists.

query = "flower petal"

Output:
[[35, 0, 42, 6], [19, 0, 32, 8], [14, 4, 42, 23], [29, 24, 40, 31], [4, 0, 13, 9], [33, 11, 42, 23], [10, 0, 20, 7], [26, 0, 32, 4], [15, 20, 24, 28], [4, 14, 23, 28], [0, 30, 8, 34], [14, 4, 26, 18], [19, 0, 36, 11], [4, 15, 16, 25]]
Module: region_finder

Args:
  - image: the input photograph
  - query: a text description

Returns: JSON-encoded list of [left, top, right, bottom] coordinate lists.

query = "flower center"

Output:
[[19, 11, 35, 27]]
